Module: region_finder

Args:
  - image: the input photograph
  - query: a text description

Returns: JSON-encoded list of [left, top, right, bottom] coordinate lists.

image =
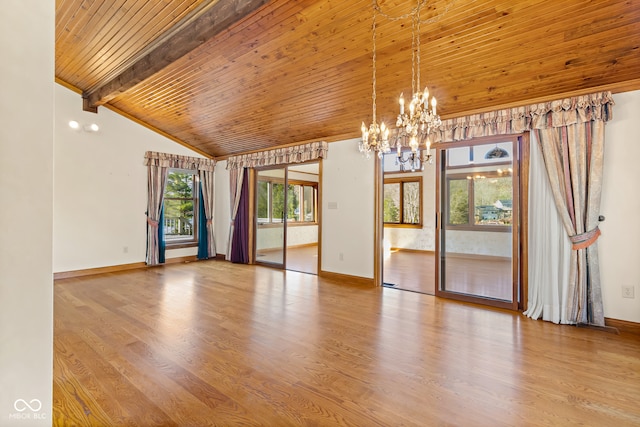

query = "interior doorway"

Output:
[[254, 162, 320, 275], [381, 150, 436, 295]]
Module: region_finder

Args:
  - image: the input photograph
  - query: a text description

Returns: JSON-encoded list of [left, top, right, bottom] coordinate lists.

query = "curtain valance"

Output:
[[432, 91, 614, 143], [144, 151, 216, 171], [226, 141, 328, 170]]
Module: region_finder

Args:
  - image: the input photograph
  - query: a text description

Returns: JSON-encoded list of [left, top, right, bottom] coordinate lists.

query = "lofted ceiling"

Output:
[[55, 0, 640, 159]]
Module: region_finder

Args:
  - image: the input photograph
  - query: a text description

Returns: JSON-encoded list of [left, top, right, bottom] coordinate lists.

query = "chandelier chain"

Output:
[[373, 0, 456, 25], [371, 7, 377, 124], [415, 2, 422, 93], [417, 2, 421, 90]]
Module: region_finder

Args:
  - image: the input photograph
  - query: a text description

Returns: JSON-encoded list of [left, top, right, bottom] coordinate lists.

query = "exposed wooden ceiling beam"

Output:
[[82, 0, 269, 113]]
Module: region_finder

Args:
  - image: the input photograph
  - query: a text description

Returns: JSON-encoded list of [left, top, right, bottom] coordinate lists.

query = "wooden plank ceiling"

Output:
[[56, 0, 640, 158]]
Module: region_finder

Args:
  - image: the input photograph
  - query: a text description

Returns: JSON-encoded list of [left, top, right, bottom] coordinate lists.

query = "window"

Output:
[[446, 171, 513, 229], [256, 178, 317, 224], [383, 177, 422, 226], [163, 169, 198, 244]]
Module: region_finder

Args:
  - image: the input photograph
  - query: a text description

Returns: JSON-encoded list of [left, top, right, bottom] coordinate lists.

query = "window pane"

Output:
[[257, 180, 269, 222], [448, 179, 469, 225], [474, 176, 512, 225], [303, 186, 315, 222], [272, 183, 285, 222], [165, 173, 193, 199], [164, 198, 194, 240], [164, 171, 195, 241], [383, 183, 400, 223], [447, 147, 472, 167], [288, 184, 300, 222], [403, 181, 420, 224]]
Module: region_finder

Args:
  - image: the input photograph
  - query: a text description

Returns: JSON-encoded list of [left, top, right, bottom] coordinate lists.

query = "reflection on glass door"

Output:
[[255, 166, 286, 268], [436, 138, 519, 309]]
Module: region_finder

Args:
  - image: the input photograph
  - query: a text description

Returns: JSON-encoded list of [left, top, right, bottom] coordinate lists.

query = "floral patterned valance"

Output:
[[226, 141, 328, 170], [144, 151, 216, 171], [432, 91, 614, 143]]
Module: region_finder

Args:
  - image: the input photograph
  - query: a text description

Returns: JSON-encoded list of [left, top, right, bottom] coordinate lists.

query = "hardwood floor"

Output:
[[256, 244, 318, 275], [383, 250, 435, 295], [286, 244, 318, 275], [54, 261, 640, 426], [383, 251, 513, 300]]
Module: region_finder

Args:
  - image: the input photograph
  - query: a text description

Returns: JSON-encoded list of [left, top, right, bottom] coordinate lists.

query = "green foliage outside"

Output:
[[383, 183, 400, 223], [474, 177, 512, 224], [165, 172, 194, 237], [448, 179, 469, 224], [257, 180, 269, 220], [271, 183, 299, 222], [384, 197, 400, 223], [448, 176, 512, 226]]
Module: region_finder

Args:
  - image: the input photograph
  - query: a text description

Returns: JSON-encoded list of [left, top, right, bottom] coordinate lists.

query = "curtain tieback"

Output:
[[206, 219, 213, 226], [147, 217, 159, 228], [570, 226, 601, 250]]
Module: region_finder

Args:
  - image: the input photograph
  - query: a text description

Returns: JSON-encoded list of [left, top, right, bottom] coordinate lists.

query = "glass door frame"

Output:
[[254, 165, 288, 269], [434, 135, 523, 310]]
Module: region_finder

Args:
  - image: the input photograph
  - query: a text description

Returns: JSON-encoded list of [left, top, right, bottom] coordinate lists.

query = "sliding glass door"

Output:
[[255, 166, 287, 268], [436, 137, 520, 309]]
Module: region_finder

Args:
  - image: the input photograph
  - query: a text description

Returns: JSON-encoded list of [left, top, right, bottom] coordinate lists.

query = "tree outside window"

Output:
[[257, 178, 317, 224], [383, 177, 421, 226], [164, 170, 197, 243]]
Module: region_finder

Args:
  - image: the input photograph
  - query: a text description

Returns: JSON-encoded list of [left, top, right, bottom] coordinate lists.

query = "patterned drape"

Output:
[[226, 141, 328, 169], [226, 167, 244, 261], [230, 168, 250, 263], [144, 152, 216, 265], [144, 151, 216, 170], [533, 121, 606, 326], [144, 164, 168, 265], [431, 92, 613, 142], [199, 169, 216, 259]]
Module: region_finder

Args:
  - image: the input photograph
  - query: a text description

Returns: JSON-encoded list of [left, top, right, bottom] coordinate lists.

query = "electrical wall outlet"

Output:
[[339, 252, 344, 261], [622, 285, 635, 299]]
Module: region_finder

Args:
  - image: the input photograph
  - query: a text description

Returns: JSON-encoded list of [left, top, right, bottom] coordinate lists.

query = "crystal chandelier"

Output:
[[359, 6, 390, 158], [394, 0, 441, 164]]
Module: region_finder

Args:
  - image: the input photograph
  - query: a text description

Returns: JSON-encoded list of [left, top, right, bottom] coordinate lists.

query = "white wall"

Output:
[[54, 84, 207, 272], [600, 90, 640, 323], [445, 230, 512, 258], [257, 225, 318, 250], [322, 139, 375, 278], [0, 1, 53, 423]]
